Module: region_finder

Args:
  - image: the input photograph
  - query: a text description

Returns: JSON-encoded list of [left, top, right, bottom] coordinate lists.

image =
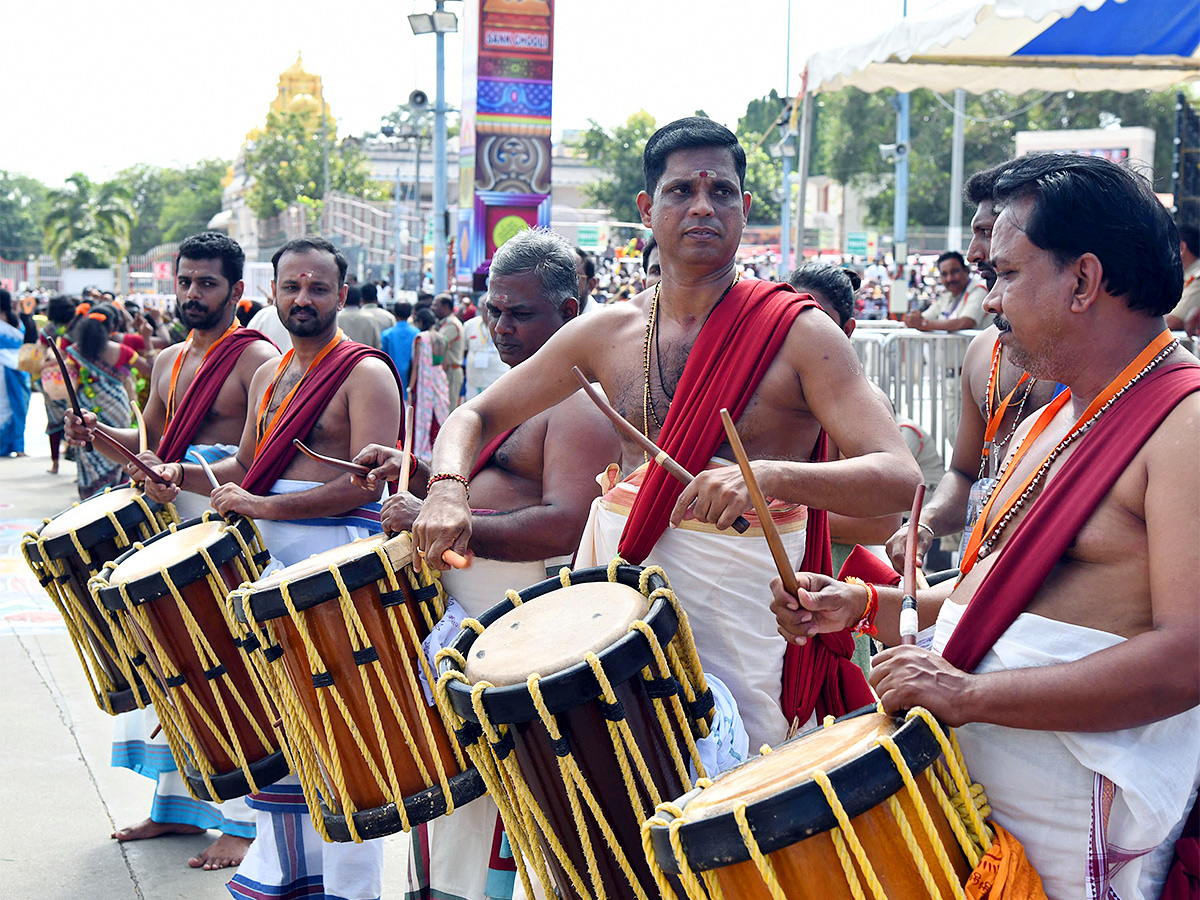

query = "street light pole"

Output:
[[433, 0, 449, 294]]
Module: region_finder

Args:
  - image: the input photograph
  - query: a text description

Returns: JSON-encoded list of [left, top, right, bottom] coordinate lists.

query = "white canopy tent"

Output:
[[792, 0, 1200, 257]]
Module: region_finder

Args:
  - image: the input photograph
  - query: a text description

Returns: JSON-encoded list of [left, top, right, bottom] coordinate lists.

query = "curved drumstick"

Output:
[[131, 399, 148, 453], [571, 366, 750, 534], [186, 449, 222, 492], [398, 403, 415, 493], [47, 338, 92, 452], [900, 484, 927, 645], [719, 409, 798, 594], [292, 439, 371, 476]]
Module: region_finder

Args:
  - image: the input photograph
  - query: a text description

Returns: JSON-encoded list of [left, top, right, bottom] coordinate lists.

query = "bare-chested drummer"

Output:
[[353, 226, 620, 900], [412, 117, 921, 752], [65, 231, 278, 870], [142, 236, 403, 900], [883, 162, 1059, 572], [772, 153, 1199, 898]]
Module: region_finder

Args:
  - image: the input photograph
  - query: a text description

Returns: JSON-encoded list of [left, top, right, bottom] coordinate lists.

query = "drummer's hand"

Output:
[[350, 443, 406, 490], [885, 522, 933, 572], [124, 450, 165, 487], [63, 410, 98, 447], [142, 463, 183, 504], [669, 463, 756, 531], [869, 645, 974, 727], [210, 484, 266, 519], [380, 491, 422, 536], [412, 479, 472, 571], [770, 572, 865, 646]]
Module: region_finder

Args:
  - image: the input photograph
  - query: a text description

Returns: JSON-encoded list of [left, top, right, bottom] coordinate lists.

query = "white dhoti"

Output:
[[574, 461, 807, 752], [933, 601, 1200, 900], [229, 488, 385, 900], [404, 556, 567, 900]]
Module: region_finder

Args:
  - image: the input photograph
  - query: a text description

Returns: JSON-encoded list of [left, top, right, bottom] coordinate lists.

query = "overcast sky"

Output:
[[7, 0, 955, 188]]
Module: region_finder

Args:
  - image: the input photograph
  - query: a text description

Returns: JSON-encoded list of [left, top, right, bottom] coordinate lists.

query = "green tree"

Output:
[[43, 173, 135, 267], [244, 110, 379, 223], [158, 159, 230, 243], [578, 110, 658, 224], [0, 171, 48, 259], [736, 90, 791, 225], [813, 86, 1186, 229], [111, 164, 169, 254]]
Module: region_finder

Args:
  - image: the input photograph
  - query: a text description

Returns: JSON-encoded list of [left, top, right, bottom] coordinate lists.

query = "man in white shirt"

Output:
[[462, 303, 508, 398], [905, 250, 991, 332]]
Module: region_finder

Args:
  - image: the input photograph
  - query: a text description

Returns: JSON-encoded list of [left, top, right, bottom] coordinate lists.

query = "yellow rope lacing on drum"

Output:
[[227, 537, 461, 843], [644, 706, 998, 900], [433, 560, 713, 900], [20, 494, 171, 714]]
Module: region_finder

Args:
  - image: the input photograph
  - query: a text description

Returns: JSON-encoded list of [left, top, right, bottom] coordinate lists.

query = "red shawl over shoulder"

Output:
[[156, 328, 275, 463], [241, 341, 402, 496], [616, 278, 872, 727]]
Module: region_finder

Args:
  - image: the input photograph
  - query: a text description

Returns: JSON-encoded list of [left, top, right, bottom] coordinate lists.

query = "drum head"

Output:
[[97, 516, 259, 608], [466, 582, 649, 686], [684, 712, 896, 821], [242, 532, 418, 622], [37, 487, 161, 558]]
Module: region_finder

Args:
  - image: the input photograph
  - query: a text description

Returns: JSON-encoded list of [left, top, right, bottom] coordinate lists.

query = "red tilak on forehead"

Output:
[[698, 170, 710, 178]]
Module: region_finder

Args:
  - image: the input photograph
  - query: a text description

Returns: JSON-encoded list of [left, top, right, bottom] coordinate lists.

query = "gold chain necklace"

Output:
[[973, 338, 1178, 563]]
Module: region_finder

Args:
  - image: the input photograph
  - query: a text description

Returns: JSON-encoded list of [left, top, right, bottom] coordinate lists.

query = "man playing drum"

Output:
[[772, 153, 1200, 899], [412, 117, 921, 752], [65, 230, 278, 870], [353, 226, 620, 900], [143, 236, 403, 900]]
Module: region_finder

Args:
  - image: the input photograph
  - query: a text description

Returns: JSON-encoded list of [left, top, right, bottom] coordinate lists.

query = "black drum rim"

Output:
[[438, 564, 678, 725], [105, 680, 153, 715], [95, 515, 261, 610], [320, 766, 488, 842], [184, 749, 291, 802], [646, 706, 946, 874], [34, 484, 163, 562]]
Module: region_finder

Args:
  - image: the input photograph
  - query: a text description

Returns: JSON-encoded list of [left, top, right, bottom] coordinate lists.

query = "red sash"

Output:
[[617, 279, 816, 560], [782, 431, 875, 726], [941, 363, 1200, 673], [156, 329, 274, 463], [470, 428, 517, 480], [241, 341, 402, 495]]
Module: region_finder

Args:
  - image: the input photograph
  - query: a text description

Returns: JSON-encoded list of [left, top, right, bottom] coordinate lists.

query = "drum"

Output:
[[20, 486, 174, 714], [228, 531, 484, 843], [92, 513, 287, 803], [437, 562, 716, 900], [644, 706, 996, 900]]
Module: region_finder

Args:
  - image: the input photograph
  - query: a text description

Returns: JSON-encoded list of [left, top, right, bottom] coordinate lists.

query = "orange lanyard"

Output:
[[254, 329, 344, 453], [960, 329, 1175, 575], [166, 321, 239, 424], [980, 339, 1031, 460]]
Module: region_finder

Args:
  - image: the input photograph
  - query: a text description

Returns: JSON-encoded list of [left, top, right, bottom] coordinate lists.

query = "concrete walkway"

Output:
[[1, 400, 410, 899]]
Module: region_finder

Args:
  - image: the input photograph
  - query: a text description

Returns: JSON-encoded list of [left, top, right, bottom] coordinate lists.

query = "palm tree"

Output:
[[43, 173, 135, 267]]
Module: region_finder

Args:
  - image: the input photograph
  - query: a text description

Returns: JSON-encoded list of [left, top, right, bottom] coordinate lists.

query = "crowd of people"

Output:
[[3, 114, 1192, 900]]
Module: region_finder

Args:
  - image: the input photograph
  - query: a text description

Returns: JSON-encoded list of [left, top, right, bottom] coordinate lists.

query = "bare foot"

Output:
[[48, 462, 59, 474], [189, 833, 253, 870], [111, 817, 205, 842]]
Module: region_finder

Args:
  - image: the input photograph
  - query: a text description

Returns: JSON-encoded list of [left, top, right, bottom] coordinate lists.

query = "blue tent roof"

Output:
[[1017, 0, 1200, 58]]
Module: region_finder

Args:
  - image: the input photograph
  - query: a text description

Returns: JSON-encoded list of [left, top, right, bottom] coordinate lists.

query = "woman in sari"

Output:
[[39, 295, 77, 474], [0, 289, 32, 457], [409, 306, 449, 460], [66, 304, 138, 499]]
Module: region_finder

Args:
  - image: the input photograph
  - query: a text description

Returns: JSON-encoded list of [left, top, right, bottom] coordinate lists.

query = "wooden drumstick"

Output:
[[292, 439, 371, 477], [718, 408, 798, 595], [131, 399, 148, 454], [571, 366, 750, 534], [398, 403, 415, 493], [900, 484, 927, 645], [186, 449, 223, 492], [47, 337, 92, 453]]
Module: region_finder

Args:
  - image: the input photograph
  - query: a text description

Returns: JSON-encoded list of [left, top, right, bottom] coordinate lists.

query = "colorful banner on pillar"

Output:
[[457, 0, 554, 280]]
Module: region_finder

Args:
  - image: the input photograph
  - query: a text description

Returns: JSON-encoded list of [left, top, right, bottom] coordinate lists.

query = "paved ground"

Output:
[[0, 401, 411, 899]]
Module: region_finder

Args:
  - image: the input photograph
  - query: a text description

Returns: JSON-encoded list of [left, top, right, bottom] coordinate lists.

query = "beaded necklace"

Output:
[[641, 274, 740, 448], [960, 331, 1178, 575], [978, 339, 1034, 480]]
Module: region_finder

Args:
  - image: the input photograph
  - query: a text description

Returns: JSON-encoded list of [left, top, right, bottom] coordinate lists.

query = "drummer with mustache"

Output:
[[143, 236, 403, 900], [352, 227, 620, 900], [772, 154, 1200, 898], [65, 230, 278, 870]]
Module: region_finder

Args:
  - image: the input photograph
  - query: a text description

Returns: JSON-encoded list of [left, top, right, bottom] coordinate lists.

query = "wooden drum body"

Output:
[[438, 563, 716, 900], [20, 486, 173, 714], [93, 514, 286, 802], [229, 532, 483, 843], [646, 707, 996, 900]]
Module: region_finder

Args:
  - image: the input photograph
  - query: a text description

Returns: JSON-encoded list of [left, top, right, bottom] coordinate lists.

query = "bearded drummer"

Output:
[[412, 117, 922, 752], [772, 153, 1200, 898], [65, 231, 278, 870], [142, 236, 402, 900]]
